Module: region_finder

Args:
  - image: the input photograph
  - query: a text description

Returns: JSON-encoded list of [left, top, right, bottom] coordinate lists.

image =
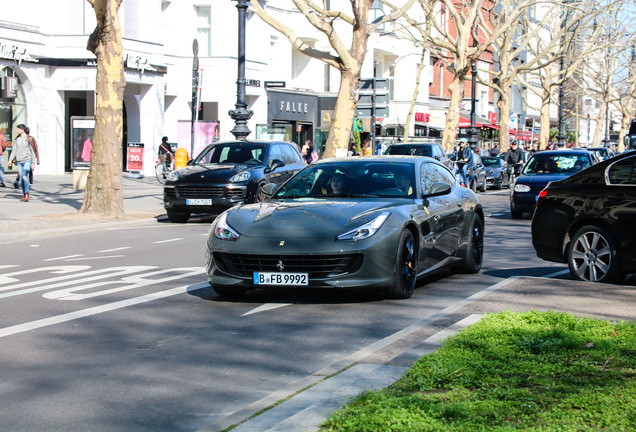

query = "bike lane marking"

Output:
[[0, 281, 210, 339]]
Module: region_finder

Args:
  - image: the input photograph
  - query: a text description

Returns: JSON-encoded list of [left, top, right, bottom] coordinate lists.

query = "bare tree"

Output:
[[80, 0, 125, 218], [249, 0, 414, 158], [612, 38, 636, 151]]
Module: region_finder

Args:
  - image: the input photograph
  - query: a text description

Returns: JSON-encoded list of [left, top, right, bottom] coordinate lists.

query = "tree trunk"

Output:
[[539, 92, 551, 150], [403, 49, 427, 142], [497, 88, 511, 152], [441, 74, 467, 152], [591, 101, 607, 147], [81, 0, 125, 218], [322, 69, 360, 158]]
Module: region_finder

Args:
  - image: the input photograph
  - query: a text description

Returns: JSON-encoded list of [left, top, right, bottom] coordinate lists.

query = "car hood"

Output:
[[517, 173, 570, 185], [175, 164, 252, 181], [225, 199, 403, 238]]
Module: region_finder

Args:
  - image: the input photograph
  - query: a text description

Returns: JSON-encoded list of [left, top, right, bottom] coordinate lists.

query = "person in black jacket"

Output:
[[505, 140, 524, 166], [158, 136, 174, 165], [451, 138, 472, 185]]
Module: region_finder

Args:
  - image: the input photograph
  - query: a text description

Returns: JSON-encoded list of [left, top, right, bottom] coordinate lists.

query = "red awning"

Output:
[[483, 124, 499, 130], [510, 130, 534, 141], [458, 117, 483, 128]]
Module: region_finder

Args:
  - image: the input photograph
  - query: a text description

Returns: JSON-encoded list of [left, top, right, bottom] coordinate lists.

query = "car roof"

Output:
[[314, 155, 434, 165]]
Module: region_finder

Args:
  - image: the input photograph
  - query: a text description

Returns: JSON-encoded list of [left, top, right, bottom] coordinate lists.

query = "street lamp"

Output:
[[467, 39, 479, 151], [229, 0, 253, 139]]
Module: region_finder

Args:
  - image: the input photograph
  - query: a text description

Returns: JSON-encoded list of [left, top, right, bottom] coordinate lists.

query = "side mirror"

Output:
[[423, 182, 452, 198], [264, 159, 285, 174], [261, 183, 278, 197], [186, 159, 194, 166]]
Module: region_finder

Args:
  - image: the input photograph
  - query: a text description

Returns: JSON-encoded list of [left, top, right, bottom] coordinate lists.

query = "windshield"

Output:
[[194, 142, 267, 166], [482, 157, 502, 167], [274, 161, 417, 199], [386, 145, 433, 157], [523, 154, 591, 175]]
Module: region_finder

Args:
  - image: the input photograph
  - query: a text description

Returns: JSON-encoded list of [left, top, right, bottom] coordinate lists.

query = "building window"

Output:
[[195, 6, 212, 56], [389, 65, 395, 100]]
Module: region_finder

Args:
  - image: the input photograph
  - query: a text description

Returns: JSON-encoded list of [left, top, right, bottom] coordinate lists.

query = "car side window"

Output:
[[420, 162, 452, 194], [281, 144, 302, 164], [268, 145, 284, 165], [608, 157, 636, 185]]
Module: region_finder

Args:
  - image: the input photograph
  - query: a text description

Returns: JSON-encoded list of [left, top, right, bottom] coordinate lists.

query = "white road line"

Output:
[[43, 255, 85, 262], [0, 282, 210, 339], [242, 303, 292, 316], [544, 269, 570, 278], [98, 247, 131, 253], [64, 255, 126, 261], [154, 238, 183, 244]]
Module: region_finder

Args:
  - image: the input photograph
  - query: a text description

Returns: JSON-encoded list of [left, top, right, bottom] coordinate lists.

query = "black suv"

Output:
[[384, 142, 453, 170], [163, 140, 305, 222]]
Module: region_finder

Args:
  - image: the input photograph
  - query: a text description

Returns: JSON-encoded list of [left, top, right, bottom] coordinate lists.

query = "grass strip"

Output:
[[321, 310, 636, 431]]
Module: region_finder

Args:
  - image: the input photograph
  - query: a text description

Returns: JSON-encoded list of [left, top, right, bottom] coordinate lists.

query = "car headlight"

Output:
[[230, 171, 251, 182], [213, 213, 240, 241], [514, 184, 531, 192], [166, 171, 179, 182], [337, 212, 390, 241]]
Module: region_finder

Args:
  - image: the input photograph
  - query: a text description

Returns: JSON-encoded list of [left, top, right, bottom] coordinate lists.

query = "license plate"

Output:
[[253, 272, 308, 286], [186, 199, 212, 206]]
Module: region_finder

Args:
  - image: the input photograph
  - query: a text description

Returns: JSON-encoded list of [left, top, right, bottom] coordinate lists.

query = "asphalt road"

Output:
[[0, 189, 633, 432]]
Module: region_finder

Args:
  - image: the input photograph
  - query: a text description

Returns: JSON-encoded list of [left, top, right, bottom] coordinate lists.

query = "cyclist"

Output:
[[451, 138, 472, 185], [505, 139, 525, 176], [158, 136, 174, 166]]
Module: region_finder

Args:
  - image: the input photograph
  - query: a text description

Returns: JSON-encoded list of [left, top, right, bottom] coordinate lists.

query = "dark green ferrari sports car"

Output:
[[205, 156, 484, 299]]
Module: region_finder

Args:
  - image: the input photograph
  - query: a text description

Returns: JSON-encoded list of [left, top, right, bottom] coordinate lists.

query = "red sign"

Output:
[[126, 142, 144, 172], [489, 112, 497, 124], [414, 112, 430, 123]]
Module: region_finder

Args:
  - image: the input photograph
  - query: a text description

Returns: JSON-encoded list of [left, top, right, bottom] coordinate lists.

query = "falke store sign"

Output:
[[0, 41, 39, 65], [267, 91, 317, 122]]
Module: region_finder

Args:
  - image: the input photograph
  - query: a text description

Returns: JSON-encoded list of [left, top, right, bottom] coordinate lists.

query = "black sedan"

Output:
[[510, 150, 594, 218], [384, 142, 453, 169], [205, 156, 484, 299], [163, 140, 305, 222], [532, 151, 636, 283], [482, 156, 511, 190]]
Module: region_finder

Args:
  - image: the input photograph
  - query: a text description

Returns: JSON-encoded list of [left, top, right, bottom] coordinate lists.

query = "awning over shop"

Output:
[[458, 117, 483, 127], [510, 129, 535, 141]]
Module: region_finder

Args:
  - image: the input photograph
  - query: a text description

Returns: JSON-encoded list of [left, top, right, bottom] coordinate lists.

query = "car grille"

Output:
[[176, 186, 245, 199], [213, 253, 364, 279]]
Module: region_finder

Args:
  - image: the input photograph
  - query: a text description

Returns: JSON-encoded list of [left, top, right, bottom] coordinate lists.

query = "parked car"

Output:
[[467, 151, 488, 192], [482, 156, 512, 190], [384, 142, 453, 169], [532, 151, 636, 283], [510, 150, 595, 219], [205, 156, 484, 299], [585, 146, 614, 160], [163, 140, 305, 222]]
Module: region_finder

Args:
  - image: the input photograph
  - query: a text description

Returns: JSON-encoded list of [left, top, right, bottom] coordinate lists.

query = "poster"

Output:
[[177, 121, 220, 159], [126, 142, 144, 172], [71, 117, 95, 169]]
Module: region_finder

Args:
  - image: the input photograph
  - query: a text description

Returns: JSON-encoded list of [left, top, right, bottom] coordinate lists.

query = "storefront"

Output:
[[0, 65, 27, 173], [262, 89, 318, 148]]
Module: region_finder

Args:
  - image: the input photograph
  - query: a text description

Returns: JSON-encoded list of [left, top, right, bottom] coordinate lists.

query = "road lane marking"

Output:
[[0, 282, 210, 339], [154, 238, 183, 244], [98, 247, 131, 253], [43, 255, 84, 261], [544, 269, 570, 278], [64, 255, 126, 261], [0, 266, 91, 286], [242, 303, 292, 316]]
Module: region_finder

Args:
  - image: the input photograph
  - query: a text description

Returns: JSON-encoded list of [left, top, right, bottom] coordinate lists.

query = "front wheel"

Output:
[[155, 162, 166, 184], [567, 225, 623, 283], [385, 230, 418, 299], [166, 207, 190, 223], [457, 213, 483, 274], [479, 176, 487, 192]]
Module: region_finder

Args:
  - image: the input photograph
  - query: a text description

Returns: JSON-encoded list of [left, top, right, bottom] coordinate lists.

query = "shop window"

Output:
[[195, 6, 212, 56]]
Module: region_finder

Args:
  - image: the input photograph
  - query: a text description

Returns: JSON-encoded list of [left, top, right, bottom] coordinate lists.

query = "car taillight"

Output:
[[536, 189, 548, 208]]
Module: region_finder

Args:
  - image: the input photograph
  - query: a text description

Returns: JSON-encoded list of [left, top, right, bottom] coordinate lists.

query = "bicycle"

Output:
[[155, 154, 173, 184]]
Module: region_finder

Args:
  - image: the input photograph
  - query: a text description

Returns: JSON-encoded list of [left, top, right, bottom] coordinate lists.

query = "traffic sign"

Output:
[[358, 93, 390, 106], [355, 106, 389, 118], [360, 78, 390, 91]]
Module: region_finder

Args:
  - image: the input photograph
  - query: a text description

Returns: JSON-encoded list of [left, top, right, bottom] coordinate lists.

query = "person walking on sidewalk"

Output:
[[7, 124, 40, 202], [0, 132, 6, 187]]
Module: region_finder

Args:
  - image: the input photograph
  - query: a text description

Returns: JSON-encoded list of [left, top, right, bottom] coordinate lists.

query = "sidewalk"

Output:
[[0, 173, 166, 243]]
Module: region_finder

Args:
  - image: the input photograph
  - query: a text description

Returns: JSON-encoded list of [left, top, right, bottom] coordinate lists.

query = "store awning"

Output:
[[458, 117, 483, 128], [482, 124, 499, 130], [510, 129, 534, 141]]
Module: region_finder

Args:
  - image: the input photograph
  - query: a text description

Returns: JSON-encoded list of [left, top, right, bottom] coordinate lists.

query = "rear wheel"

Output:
[[567, 225, 623, 283], [386, 230, 418, 299], [457, 213, 483, 273], [510, 203, 523, 219], [166, 207, 190, 223], [155, 162, 166, 184]]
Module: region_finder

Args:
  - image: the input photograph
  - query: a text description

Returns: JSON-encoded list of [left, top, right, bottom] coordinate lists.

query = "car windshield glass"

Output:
[[274, 161, 417, 199], [481, 157, 502, 167], [523, 154, 591, 174], [194, 142, 267, 165], [386, 146, 432, 157]]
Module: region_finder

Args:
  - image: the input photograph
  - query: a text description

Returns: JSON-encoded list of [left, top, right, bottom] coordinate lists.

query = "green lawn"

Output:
[[321, 311, 636, 432]]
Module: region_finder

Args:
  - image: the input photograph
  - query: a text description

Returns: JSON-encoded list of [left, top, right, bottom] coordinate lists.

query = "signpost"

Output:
[[191, 39, 200, 158]]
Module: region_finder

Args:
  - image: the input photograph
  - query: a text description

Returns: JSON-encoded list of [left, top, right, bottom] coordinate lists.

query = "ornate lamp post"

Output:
[[229, 0, 253, 139], [467, 39, 479, 152]]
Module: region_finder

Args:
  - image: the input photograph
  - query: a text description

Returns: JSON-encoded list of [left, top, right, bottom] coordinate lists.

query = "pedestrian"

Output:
[[490, 143, 500, 157], [7, 124, 39, 202], [361, 138, 372, 156], [158, 136, 174, 166], [0, 131, 6, 187]]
